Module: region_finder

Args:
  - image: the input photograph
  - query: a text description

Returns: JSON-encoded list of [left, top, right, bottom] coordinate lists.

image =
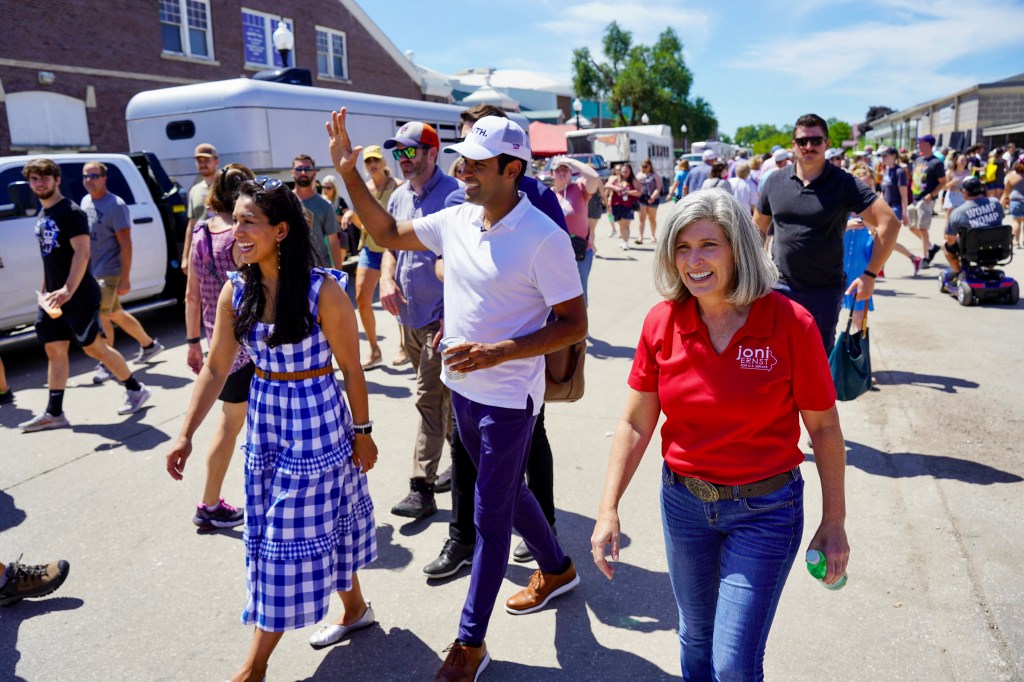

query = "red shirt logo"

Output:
[[735, 344, 777, 371]]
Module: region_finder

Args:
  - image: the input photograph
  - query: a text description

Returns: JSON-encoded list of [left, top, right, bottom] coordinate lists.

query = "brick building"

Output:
[[0, 0, 435, 155], [864, 72, 1024, 152]]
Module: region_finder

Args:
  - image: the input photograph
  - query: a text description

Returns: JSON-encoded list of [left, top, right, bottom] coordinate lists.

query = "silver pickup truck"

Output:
[[0, 152, 186, 348]]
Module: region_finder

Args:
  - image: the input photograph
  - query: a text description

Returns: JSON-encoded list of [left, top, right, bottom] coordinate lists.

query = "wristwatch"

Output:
[[352, 420, 373, 435]]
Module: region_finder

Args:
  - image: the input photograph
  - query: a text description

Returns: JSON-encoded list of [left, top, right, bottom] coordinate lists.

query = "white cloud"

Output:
[[538, 0, 712, 51], [728, 0, 1022, 109]]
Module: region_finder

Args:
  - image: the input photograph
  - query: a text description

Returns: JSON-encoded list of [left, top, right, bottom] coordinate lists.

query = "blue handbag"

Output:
[[828, 310, 871, 401]]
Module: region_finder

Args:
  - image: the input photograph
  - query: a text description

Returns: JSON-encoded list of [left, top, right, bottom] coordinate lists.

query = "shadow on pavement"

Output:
[[299, 625, 441, 681], [363, 379, 412, 399], [304, 509, 676, 679], [809, 442, 1023, 485], [0, 596, 85, 682], [0, 404, 35, 429], [0, 491, 27, 533], [586, 336, 636, 361], [363, 523, 413, 572], [872, 288, 924, 297], [72, 412, 171, 452], [873, 370, 980, 393]]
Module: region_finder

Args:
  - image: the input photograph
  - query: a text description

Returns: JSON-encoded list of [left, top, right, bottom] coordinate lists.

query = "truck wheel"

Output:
[[957, 280, 973, 306]]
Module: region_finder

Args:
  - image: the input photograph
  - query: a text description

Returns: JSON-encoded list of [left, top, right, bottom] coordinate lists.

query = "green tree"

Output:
[[572, 22, 715, 137], [827, 118, 853, 146]]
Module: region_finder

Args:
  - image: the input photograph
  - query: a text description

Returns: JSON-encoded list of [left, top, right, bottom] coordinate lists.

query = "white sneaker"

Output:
[[118, 384, 151, 415], [308, 603, 375, 649], [19, 412, 70, 433], [92, 363, 113, 384], [620, 241, 630, 251]]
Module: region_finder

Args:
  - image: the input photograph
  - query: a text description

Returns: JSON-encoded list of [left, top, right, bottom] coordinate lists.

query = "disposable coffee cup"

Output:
[[36, 290, 62, 319], [439, 336, 468, 383]]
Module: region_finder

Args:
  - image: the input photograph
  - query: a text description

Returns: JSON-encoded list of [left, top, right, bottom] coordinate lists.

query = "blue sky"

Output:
[[361, 0, 1023, 137]]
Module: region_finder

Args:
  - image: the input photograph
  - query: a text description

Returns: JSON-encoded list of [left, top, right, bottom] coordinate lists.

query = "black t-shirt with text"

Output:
[[35, 197, 100, 306], [757, 162, 877, 291]]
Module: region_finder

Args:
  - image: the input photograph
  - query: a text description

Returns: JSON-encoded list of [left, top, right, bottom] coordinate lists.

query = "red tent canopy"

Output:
[[528, 122, 580, 157]]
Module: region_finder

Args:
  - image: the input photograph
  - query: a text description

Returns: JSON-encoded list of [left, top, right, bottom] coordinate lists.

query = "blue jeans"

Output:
[[576, 248, 594, 307], [773, 281, 843, 355], [661, 463, 804, 681]]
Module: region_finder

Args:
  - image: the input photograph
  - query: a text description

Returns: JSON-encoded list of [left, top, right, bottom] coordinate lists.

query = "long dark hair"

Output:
[[233, 180, 315, 347]]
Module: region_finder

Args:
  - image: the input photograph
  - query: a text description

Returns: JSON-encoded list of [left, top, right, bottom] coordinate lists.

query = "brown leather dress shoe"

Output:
[[434, 640, 490, 682], [504, 559, 580, 615]]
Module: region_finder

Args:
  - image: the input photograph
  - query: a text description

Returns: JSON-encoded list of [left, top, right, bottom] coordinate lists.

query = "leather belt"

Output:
[[672, 468, 796, 503], [253, 365, 333, 381]]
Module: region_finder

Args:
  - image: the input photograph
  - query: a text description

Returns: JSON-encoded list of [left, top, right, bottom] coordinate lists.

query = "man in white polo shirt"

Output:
[[328, 110, 586, 681]]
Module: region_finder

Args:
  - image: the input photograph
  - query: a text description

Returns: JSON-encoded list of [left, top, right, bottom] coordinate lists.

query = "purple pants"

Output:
[[452, 392, 567, 645]]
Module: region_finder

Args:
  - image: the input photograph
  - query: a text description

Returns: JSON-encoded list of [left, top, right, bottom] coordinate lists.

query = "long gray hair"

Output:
[[654, 189, 778, 305]]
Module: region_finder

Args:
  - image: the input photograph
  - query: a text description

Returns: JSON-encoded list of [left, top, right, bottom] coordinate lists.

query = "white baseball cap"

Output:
[[773, 149, 792, 163], [702, 149, 718, 161], [445, 116, 531, 162]]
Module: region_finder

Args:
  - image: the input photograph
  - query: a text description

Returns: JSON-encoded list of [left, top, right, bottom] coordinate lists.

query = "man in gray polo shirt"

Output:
[[754, 113, 900, 354], [81, 161, 163, 384], [379, 121, 460, 519], [291, 154, 342, 268]]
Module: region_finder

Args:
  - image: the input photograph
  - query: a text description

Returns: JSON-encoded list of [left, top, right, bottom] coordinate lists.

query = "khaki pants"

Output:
[[402, 320, 450, 483]]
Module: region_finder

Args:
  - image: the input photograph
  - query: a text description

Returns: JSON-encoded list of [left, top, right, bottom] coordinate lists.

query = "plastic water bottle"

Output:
[[805, 550, 847, 590]]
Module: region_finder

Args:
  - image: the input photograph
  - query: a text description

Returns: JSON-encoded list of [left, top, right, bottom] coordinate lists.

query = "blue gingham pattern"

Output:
[[229, 268, 377, 632]]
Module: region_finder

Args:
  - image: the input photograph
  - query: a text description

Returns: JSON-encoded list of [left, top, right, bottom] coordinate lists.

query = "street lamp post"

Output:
[[273, 20, 294, 68], [680, 123, 688, 153], [572, 97, 582, 130]]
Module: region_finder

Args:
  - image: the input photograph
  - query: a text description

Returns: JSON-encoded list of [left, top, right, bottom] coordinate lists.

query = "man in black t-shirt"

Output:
[[909, 134, 947, 267], [754, 114, 901, 354], [18, 158, 151, 433]]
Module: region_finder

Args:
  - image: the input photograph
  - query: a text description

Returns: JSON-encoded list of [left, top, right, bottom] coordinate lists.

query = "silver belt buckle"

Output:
[[684, 477, 720, 502]]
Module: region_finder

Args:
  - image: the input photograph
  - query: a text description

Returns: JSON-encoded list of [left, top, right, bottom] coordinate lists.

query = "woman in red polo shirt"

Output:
[[591, 189, 850, 680]]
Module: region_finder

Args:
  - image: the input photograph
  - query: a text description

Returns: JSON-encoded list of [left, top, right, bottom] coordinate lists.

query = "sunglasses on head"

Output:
[[392, 146, 427, 160], [793, 136, 825, 148], [82, 173, 104, 179], [255, 176, 284, 191]]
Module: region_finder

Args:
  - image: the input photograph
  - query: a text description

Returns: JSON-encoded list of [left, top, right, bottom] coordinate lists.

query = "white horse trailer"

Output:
[[565, 125, 674, 189], [126, 78, 470, 202]]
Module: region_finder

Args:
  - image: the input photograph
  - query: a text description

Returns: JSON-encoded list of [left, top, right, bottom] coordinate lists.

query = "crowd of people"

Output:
[[4, 103, 1021, 682]]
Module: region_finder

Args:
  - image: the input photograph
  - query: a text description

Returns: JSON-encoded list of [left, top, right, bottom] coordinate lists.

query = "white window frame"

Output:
[[315, 26, 349, 81], [242, 8, 294, 69], [159, 0, 215, 60]]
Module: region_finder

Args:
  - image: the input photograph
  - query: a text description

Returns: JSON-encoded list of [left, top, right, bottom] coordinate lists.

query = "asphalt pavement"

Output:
[[1, 206, 1022, 681]]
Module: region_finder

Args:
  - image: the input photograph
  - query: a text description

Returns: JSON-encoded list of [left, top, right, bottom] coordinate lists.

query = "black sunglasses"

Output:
[[794, 136, 825, 148], [82, 173, 104, 179], [255, 176, 284, 191], [292, 166, 315, 173]]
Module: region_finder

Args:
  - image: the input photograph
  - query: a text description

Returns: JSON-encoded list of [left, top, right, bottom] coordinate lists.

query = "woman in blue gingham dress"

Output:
[[230, 267, 377, 631], [167, 179, 378, 682]]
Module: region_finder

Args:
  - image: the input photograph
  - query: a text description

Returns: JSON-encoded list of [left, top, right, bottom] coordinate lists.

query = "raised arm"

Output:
[[326, 108, 425, 251]]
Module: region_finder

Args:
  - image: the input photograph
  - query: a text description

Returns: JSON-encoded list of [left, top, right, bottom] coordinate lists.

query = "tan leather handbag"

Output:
[[544, 339, 586, 402]]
